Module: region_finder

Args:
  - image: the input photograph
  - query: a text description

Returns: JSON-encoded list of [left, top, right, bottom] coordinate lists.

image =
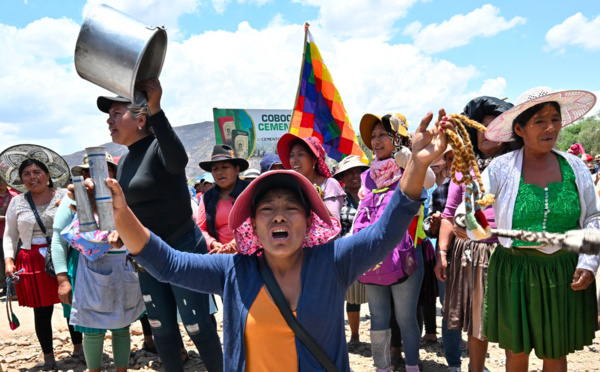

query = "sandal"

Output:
[[142, 341, 158, 354], [420, 337, 438, 347], [42, 361, 58, 371]]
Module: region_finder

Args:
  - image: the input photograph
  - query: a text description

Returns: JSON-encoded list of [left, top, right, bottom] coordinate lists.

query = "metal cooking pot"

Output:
[[74, 4, 167, 106]]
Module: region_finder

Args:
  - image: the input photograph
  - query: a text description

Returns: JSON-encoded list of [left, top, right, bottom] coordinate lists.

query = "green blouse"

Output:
[[512, 155, 580, 247]]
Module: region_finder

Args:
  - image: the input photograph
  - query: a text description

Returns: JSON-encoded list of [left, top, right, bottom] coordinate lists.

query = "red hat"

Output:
[[228, 170, 332, 230], [277, 133, 331, 178]]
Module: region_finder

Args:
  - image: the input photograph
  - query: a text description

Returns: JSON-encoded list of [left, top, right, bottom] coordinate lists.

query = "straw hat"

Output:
[[485, 87, 596, 142], [333, 155, 369, 180], [360, 113, 409, 150], [0, 144, 70, 193], [240, 168, 260, 181], [71, 152, 118, 177]]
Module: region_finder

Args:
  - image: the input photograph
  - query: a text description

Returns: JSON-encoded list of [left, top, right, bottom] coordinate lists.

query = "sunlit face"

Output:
[[251, 189, 312, 259], [515, 104, 562, 155], [20, 164, 50, 193], [477, 114, 505, 158], [445, 151, 455, 169], [371, 122, 395, 160], [339, 167, 363, 192], [82, 164, 116, 179], [429, 155, 447, 177], [203, 182, 214, 192], [289, 143, 317, 178], [107, 102, 145, 146], [211, 161, 240, 191]]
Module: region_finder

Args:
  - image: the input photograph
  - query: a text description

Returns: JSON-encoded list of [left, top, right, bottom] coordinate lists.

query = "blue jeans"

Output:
[[138, 225, 223, 372], [439, 279, 462, 368], [366, 247, 424, 366]]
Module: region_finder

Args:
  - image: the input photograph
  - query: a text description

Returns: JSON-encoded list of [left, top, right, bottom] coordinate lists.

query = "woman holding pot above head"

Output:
[[77, 109, 454, 371], [470, 87, 598, 372], [197, 144, 250, 255], [332, 155, 369, 345], [97, 77, 223, 372], [52, 152, 146, 372], [434, 96, 515, 372], [355, 113, 436, 372], [277, 134, 345, 220], [1, 145, 81, 371]]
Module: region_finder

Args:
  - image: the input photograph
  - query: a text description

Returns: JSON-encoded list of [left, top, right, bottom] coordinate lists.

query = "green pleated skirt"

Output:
[[483, 246, 598, 360]]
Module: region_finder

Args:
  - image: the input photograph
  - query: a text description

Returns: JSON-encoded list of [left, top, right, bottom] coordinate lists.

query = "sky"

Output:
[[0, 0, 599, 155]]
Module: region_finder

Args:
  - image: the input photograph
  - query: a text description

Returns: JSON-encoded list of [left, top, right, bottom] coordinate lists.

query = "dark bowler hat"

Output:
[[199, 144, 249, 172]]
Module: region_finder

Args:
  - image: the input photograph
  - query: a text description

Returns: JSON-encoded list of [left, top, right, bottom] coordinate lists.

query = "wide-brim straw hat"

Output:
[[229, 170, 332, 230], [360, 113, 409, 150], [240, 168, 260, 180], [333, 155, 369, 179], [485, 87, 597, 142], [0, 144, 70, 192], [71, 152, 118, 177], [199, 144, 249, 172]]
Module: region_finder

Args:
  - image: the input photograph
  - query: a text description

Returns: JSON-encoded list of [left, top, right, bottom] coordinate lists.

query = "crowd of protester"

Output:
[[2, 81, 600, 372]]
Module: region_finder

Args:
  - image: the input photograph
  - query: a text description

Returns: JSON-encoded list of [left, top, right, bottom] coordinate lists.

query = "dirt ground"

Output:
[[1, 299, 598, 372], [0, 302, 600, 372]]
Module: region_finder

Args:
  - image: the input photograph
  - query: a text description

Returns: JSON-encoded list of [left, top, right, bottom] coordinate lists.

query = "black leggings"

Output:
[[67, 318, 83, 345], [34, 306, 54, 354], [140, 314, 153, 336], [418, 303, 437, 335]]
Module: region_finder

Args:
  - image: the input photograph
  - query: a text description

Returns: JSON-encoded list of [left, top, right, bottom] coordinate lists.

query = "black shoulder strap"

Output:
[[257, 255, 338, 372], [25, 192, 52, 248], [25, 192, 47, 235]]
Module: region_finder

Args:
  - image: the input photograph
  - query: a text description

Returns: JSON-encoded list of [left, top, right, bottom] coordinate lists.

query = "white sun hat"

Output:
[[485, 87, 596, 142]]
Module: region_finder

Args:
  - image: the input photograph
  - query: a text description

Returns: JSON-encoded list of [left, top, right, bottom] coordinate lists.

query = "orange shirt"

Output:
[[245, 287, 298, 372]]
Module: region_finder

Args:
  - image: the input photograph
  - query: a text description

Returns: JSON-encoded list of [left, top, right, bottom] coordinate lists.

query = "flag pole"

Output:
[[288, 22, 310, 134]]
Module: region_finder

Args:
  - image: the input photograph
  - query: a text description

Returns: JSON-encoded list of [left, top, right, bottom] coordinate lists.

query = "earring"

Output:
[[138, 126, 143, 130], [46, 181, 50, 186]]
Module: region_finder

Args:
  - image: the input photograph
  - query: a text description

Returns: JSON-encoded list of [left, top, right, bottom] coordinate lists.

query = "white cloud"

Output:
[[210, 0, 231, 14], [474, 77, 507, 98], [403, 4, 526, 54], [239, 0, 272, 6], [545, 13, 600, 52], [294, 0, 421, 39], [0, 10, 493, 156], [83, 0, 201, 35]]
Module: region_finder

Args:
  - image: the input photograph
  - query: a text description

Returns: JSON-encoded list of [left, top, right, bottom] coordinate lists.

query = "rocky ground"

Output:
[[1, 302, 599, 372]]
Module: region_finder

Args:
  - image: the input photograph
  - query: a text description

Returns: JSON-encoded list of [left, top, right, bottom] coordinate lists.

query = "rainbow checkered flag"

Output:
[[289, 23, 368, 164]]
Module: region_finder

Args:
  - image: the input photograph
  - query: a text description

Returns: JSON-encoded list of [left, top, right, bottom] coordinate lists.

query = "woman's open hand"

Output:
[[410, 109, 453, 168]]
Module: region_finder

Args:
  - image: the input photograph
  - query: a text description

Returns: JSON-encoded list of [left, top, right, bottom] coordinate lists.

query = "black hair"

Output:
[[18, 159, 53, 188], [289, 139, 316, 160], [511, 101, 561, 148], [251, 175, 311, 218], [462, 96, 515, 159]]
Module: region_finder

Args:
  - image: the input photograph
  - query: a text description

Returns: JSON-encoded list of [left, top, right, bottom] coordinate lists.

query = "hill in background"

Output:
[[62, 121, 235, 181]]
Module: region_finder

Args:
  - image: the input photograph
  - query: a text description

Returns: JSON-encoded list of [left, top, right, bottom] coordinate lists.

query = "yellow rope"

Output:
[[444, 114, 494, 207]]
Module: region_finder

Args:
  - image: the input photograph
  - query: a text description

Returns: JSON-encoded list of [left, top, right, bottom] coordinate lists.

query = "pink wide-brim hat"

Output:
[[485, 87, 596, 142], [228, 170, 333, 230]]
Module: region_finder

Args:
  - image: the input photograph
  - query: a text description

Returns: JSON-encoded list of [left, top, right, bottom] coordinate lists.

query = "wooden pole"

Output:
[[288, 22, 310, 133]]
